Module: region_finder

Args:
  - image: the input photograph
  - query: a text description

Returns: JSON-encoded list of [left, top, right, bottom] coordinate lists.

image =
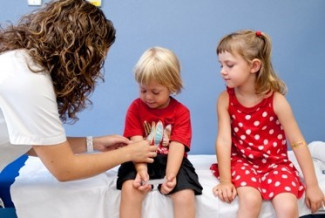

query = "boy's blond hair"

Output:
[[134, 47, 183, 94]]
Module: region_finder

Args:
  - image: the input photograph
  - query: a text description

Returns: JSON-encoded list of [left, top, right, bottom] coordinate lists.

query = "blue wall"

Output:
[[1, 0, 324, 154]]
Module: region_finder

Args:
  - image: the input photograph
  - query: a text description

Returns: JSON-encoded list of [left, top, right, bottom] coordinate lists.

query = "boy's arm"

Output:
[[165, 141, 185, 179], [159, 141, 184, 195]]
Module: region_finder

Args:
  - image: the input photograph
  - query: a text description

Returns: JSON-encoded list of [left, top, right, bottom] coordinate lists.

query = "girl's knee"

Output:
[[276, 203, 298, 217], [237, 189, 262, 218], [239, 190, 262, 207], [237, 187, 263, 214], [272, 193, 298, 218]]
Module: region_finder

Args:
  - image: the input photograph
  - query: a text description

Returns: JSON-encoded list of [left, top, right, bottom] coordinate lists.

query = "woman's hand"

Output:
[[212, 181, 237, 203], [124, 140, 157, 163], [305, 184, 325, 213], [93, 135, 130, 152]]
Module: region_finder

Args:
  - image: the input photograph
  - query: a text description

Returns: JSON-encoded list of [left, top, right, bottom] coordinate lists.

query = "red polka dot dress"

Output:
[[212, 88, 305, 200]]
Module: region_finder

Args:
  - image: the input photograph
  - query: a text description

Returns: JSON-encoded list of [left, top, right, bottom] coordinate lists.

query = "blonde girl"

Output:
[[211, 30, 325, 218]]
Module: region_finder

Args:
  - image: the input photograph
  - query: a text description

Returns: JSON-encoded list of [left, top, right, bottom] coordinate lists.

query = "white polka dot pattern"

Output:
[[225, 88, 305, 200]]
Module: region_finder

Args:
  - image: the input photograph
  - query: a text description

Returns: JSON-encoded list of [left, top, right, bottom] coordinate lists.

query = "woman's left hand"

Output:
[[93, 135, 130, 152], [305, 184, 325, 213]]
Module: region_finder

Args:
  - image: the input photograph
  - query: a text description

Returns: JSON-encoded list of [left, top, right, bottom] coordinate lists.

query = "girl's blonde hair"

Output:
[[0, 0, 116, 122], [134, 47, 183, 94], [217, 30, 287, 95]]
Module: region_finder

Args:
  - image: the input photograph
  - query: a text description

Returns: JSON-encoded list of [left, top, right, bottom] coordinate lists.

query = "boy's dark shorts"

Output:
[[116, 154, 203, 195]]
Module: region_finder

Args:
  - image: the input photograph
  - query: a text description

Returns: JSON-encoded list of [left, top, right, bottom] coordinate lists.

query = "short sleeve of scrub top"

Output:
[[0, 49, 66, 170]]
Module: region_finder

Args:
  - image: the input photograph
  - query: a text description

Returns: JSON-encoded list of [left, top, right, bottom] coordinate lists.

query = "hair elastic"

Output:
[[256, 31, 262, 37]]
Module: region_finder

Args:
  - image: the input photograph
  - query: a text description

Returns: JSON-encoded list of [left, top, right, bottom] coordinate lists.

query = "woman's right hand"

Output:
[[126, 140, 157, 163], [212, 181, 237, 203]]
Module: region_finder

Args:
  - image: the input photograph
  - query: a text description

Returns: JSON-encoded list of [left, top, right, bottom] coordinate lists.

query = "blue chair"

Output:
[[0, 155, 28, 218], [0, 208, 17, 218]]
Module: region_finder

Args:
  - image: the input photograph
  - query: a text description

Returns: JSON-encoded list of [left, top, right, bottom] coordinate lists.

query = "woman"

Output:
[[0, 0, 157, 182]]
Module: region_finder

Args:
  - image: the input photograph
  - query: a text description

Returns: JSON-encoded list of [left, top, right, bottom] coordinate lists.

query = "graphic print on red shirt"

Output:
[[123, 97, 192, 155]]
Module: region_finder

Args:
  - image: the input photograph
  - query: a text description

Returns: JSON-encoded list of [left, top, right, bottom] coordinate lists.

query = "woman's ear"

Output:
[[250, 59, 262, 73]]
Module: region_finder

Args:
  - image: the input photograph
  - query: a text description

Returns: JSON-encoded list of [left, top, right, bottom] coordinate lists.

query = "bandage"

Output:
[[291, 140, 306, 149]]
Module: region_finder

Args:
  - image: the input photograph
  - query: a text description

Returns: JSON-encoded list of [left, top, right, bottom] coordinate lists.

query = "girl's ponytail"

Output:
[[255, 31, 287, 95]]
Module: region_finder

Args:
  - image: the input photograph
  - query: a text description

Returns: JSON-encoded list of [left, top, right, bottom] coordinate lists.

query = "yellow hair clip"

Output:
[[86, 0, 101, 7]]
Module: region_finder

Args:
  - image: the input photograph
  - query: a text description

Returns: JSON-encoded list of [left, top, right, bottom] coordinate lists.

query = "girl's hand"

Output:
[[305, 184, 325, 213], [93, 135, 130, 152], [133, 171, 152, 192], [212, 181, 237, 203], [160, 176, 176, 195]]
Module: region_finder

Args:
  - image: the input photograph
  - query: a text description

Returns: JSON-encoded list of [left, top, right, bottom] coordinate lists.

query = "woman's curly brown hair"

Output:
[[0, 0, 116, 123]]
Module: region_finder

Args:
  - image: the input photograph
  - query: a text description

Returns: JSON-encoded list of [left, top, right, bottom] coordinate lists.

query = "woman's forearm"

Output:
[[67, 137, 88, 153], [33, 140, 156, 181]]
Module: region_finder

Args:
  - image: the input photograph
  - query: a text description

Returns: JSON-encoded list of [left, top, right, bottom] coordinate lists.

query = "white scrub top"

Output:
[[0, 49, 66, 172]]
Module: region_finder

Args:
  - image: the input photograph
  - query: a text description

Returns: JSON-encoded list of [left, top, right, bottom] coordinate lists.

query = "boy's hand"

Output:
[[160, 176, 176, 195], [133, 171, 152, 192]]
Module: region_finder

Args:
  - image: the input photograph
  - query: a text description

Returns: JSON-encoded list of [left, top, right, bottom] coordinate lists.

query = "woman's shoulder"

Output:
[[0, 49, 25, 63], [0, 49, 52, 94], [0, 49, 43, 72], [1, 49, 29, 59]]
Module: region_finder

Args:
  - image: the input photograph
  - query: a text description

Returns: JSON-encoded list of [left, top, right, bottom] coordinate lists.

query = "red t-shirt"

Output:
[[123, 97, 191, 155]]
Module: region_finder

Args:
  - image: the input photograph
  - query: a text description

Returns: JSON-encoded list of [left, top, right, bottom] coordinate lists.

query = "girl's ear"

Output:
[[250, 59, 262, 73]]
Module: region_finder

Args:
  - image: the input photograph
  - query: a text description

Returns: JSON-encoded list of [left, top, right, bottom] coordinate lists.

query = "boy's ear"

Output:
[[250, 59, 262, 73]]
